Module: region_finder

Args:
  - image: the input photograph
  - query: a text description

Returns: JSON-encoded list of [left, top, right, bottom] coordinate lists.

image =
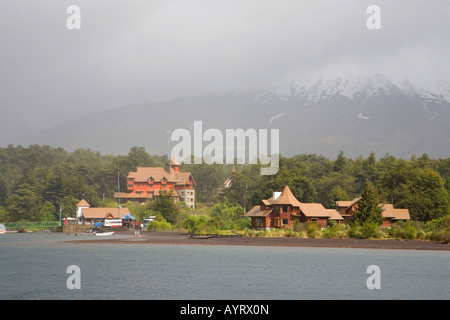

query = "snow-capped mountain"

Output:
[[259, 73, 448, 105], [2, 74, 449, 159]]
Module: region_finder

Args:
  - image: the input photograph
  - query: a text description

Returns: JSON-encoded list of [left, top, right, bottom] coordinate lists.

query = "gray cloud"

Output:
[[1, 0, 449, 139]]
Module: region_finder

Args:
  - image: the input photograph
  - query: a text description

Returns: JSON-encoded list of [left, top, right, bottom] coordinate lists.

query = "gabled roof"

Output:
[[272, 186, 302, 207], [76, 199, 91, 207]]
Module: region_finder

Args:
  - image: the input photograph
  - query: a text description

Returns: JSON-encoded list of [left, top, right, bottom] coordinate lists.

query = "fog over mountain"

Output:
[[2, 73, 449, 159]]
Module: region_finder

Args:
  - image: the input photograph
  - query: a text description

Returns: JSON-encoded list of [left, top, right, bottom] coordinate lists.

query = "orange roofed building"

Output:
[[336, 198, 410, 227], [245, 185, 343, 229], [75, 199, 131, 225], [114, 156, 196, 208]]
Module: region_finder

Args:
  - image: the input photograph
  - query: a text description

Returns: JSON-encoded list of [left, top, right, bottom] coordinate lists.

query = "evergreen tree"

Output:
[[149, 190, 180, 224], [351, 180, 383, 226]]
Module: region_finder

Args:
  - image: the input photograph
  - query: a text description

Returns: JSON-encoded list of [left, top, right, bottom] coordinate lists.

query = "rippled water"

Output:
[[1, 233, 449, 300]]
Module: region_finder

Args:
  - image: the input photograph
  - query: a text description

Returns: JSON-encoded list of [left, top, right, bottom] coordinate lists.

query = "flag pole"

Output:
[[118, 171, 121, 218]]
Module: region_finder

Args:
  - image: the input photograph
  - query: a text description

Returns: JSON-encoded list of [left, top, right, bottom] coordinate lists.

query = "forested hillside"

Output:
[[0, 145, 449, 223]]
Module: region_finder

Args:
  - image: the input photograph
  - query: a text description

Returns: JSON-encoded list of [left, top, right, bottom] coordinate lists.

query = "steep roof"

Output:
[[272, 186, 302, 207], [76, 199, 91, 207]]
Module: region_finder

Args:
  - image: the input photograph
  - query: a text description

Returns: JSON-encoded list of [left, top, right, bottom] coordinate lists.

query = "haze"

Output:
[[0, 0, 449, 141]]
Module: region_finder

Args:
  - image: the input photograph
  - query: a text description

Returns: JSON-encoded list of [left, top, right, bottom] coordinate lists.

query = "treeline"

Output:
[[224, 151, 450, 222], [0, 145, 449, 224], [226, 151, 450, 221], [0, 145, 167, 222]]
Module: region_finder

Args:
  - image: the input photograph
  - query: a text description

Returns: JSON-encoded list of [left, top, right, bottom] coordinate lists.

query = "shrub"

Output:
[[306, 222, 321, 238], [349, 222, 380, 239], [389, 221, 419, 240], [322, 224, 339, 238], [322, 224, 350, 238], [147, 219, 171, 231], [146, 212, 172, 231], [402, 224, 418, 239], [183, 214, 211, 234]]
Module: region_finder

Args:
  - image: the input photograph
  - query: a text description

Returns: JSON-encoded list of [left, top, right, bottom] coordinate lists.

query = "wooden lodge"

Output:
[[245, 186, 343, 229], [336, 198, 411, 227]]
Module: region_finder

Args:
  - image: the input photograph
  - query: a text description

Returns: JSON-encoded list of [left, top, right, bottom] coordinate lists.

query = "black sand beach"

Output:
[[64, 231, 450, 251]]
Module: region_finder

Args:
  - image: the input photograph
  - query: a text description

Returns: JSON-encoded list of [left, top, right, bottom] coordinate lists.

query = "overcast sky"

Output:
[[1, 0, 449, 139]]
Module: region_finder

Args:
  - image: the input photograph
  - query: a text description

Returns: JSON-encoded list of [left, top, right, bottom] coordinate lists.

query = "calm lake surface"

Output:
[[1, 233, 449, 300]]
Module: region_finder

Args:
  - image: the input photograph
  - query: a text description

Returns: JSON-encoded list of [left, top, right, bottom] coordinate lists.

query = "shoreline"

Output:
[[62, 231, 450, 251]]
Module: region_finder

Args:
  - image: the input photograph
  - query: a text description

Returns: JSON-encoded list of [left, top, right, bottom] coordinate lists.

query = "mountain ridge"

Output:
[[2, 74, 449, 159]]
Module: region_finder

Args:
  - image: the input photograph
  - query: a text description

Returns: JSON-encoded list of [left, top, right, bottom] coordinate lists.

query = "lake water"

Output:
[[1, 233, 449, 300]]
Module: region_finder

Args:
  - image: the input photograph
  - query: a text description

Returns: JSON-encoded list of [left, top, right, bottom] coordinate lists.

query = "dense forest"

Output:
[[0, 145, 449, 226]]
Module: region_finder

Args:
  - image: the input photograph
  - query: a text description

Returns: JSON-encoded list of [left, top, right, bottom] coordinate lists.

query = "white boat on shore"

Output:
[[94, 231, 114, 236]]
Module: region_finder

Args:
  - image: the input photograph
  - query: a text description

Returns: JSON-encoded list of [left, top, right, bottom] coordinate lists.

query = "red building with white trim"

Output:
[[114, 156, 196, 208]]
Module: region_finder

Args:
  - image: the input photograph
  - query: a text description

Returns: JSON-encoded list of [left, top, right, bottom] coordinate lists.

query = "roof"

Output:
[[122, 213, 135, 220], [76, 199, 91, 207], [336, 200, 353, 208], [128, 167, 194, 186], [380, 204, 396, 218], [326, 209, 344, 220], [244, 205, 272, 217], [336, 198, 361, 209], [81, 207, 130, 219], [272, 186, 302, 207], [115, 192, 154, 199], [131, 167, 176, 182], [300, 203, 331, 217], [261, 196, 274, 206], [393, 209, 410, 220]]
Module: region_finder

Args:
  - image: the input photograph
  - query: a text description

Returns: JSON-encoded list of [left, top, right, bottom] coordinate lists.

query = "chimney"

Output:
[[273, 191, 282, 200]]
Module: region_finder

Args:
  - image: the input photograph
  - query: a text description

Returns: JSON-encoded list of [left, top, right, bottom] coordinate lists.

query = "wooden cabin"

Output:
[[245, 186, 343, 229]]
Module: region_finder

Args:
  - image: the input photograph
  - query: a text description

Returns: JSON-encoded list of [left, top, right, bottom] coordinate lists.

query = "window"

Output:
[[255, 218, 263, 227], [282, 205, 288, 213], [282, 219, 289, 225]]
